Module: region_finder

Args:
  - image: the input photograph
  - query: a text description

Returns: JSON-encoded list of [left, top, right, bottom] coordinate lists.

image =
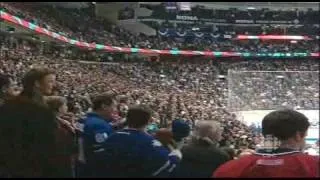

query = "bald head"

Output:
[[193, 121, 223, 142]]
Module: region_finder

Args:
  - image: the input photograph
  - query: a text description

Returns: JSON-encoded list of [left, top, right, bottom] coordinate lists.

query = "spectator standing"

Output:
[[0, 68, 61, 177], [213, 109, 319, 178], [75, 93, 116, 177], [173, 121, 230, 178], [45, 96, 77, 177], [100, 105, 182, 178]]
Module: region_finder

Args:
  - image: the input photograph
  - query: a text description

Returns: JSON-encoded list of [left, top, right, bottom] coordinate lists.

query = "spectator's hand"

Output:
[[57, 113, 76, 133], [154, 128, 178, 150]]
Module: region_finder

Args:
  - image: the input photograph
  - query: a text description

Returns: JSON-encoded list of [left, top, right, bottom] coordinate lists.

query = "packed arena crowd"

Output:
[[0, 2, 319, 178], [1, 2, 319, 52]]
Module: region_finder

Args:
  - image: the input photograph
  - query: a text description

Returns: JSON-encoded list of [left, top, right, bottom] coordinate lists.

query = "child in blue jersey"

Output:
[[99, 105, 182, 178], [75, 93, 116, 177]]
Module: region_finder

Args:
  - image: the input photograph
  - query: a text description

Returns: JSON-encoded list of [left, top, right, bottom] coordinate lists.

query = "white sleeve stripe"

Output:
[[116, 132, 130, 135], [168, 150, 182, 159], [168, 164, 176, 173], [93, 148, 105, 153], [152, 160, 171, 176]]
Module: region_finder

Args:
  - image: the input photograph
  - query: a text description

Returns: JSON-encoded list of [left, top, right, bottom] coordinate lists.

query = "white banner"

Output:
[[176, 15, 198, 21]]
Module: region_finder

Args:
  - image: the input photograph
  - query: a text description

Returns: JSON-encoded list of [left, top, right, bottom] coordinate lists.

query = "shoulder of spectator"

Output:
[[213, 155, 253, 177]]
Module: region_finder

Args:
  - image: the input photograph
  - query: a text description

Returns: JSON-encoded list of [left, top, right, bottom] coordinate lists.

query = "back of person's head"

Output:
[[126, 105, 153, 129], [21, 68, 55, 98], [45, 96, 68, 114], [193, 121, 222, 144], [92, 93, 115, 111], [232, 109, 314, 178], [262, 109, 310, 142]]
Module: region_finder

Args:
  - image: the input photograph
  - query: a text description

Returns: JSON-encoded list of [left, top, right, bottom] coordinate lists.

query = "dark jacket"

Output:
[[0, 95, 70, 177], [173, 138, 230, 178], [55, 116, 77, 178]]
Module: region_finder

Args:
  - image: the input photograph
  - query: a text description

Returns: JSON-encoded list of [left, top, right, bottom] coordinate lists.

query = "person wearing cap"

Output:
[[171, 119, 191, 149], [154, 119, 191, 151], [173, 120, 230, 178], [213, 109, 319, 178]]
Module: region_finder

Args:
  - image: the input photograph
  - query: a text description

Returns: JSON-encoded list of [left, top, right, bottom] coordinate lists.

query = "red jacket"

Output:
[[213, 151, 319, 178]]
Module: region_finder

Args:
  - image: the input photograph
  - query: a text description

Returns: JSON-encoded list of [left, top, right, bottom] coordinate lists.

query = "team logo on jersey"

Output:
[[256, 159, 284, 166], [152, 140, 162, 147], [95, 133, 108, 143]]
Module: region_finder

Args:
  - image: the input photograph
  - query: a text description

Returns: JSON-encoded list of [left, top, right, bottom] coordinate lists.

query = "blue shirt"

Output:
[[100, 129, 181, 178], [76, 112, 113, 164]]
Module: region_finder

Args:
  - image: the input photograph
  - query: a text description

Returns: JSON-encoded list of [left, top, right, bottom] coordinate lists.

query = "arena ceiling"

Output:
[[139, 2, 319, 11], [39, 2, 319, 10], [197, 2, 318, 10]]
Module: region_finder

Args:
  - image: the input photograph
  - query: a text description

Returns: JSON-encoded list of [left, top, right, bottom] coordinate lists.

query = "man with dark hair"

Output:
[[99, 105, 182, 178], [126, 105, 153, 128], [75, 93, 116, 177], [20, 67, 56, 104], [0, 68, 67, 177], [261, 109, 310, 145], [213, 109, 319, 178]]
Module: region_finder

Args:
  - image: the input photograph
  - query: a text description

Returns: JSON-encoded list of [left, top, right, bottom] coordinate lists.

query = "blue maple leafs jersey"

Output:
[[75, 112, 113, 164], [99, 129, 181, 178]]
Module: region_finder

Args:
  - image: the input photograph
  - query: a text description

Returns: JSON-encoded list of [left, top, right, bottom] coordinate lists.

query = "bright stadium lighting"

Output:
[[247, 7, 256, 10]]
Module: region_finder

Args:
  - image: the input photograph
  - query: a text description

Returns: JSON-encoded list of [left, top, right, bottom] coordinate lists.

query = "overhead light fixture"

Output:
[[247, 7, 256, 10]]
